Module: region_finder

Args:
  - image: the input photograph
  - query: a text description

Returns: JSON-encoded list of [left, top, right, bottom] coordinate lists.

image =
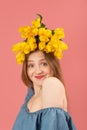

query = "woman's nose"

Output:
[[35, 65, 42, 74]]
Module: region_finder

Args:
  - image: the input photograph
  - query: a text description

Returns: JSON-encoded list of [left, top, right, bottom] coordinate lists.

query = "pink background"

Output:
[[0, 0, 87, 130]]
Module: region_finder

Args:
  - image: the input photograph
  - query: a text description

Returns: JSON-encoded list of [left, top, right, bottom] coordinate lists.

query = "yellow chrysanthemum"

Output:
[[19, 26, 31, 38], [27, 37, 36, 44], [27, 37, 37, 51], [38, 42, 46, 51], [16, 52, 25, 64], [32, 18, 41, 28], [54, 28, 65, 39], [45, 43, 53, 53], [39, 28, 51, 37], [38, 28, 52, 42], [23, 44, 31, 54], [39, 36, 49, 42], [31, 28, 39, 36], [30, 42, 37, 51], [12, 42, 26, 52], [54, 48, 63, 59], [50, 35, 59, 43], [45, 29, 52, 37], [58, 41, 68, 50]]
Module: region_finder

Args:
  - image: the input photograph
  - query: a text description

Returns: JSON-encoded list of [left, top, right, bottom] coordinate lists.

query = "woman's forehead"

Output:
[[27, 51, 46, 61]]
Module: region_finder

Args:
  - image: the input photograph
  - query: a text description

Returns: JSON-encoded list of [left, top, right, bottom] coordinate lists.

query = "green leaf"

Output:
[[37, 14, 42, 22], [41, 23, 46, 28], [52, 30, 54, 34]]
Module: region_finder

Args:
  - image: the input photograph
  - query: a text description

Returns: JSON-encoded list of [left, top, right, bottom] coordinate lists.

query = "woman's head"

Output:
[[22, 50, 64, 88], [12, 15, 68, 88]]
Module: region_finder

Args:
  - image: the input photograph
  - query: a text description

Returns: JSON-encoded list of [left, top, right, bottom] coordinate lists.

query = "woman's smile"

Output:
[[35, 75, 46, 79]]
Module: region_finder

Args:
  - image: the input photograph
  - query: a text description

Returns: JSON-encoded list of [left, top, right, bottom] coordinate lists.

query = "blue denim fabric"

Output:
[[12, 88, 76, 130]]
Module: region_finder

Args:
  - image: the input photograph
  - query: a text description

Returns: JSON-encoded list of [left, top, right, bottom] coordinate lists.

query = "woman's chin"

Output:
[[34, 76, 52, 87], [34, 80, 43, 87]]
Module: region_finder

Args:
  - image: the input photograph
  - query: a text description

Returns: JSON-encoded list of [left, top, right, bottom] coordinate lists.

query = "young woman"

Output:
[[12, 15, 76, 130]]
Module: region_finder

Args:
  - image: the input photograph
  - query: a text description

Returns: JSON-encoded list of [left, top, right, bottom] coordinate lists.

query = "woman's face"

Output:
[[27, 51, 54, 87]]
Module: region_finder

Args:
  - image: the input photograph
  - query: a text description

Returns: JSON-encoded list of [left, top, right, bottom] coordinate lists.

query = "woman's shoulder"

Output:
[[42, 77, 66, 95], [42, 77, 67, 111]]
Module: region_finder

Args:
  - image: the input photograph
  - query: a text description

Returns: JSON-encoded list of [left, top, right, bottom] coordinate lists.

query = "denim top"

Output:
[[12, 87, 76, 130]]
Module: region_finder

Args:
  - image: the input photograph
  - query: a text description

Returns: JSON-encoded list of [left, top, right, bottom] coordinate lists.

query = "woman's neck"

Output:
[[33, 84, 42, 96]]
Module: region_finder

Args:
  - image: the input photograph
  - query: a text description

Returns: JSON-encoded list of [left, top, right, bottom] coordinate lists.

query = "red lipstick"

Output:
[[35, 75, 45, 79]]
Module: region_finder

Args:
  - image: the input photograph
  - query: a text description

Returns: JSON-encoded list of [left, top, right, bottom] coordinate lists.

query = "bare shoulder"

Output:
[[42, 77, 65, 93], [42, 77, 67, 109]]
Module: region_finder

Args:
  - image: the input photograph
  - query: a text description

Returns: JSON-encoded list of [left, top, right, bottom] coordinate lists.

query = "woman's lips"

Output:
[[35, 75, 46, 79]]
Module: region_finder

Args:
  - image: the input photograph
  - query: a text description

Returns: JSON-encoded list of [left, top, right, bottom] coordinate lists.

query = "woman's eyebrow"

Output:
[[27, 58, 46, 62], [39, 58, 46, 61], [27, 60, 34, 62]]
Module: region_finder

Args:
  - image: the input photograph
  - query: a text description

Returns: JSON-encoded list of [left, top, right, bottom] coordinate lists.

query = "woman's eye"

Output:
[[27, 64, 34, 68], [41, 62, 48, 66]]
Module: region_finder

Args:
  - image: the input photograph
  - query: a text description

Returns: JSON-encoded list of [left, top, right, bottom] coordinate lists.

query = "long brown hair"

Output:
[[21, 50, 65, 88]]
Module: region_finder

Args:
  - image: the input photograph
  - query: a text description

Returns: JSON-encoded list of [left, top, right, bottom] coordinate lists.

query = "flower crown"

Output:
[[12, 14, 68, 64]]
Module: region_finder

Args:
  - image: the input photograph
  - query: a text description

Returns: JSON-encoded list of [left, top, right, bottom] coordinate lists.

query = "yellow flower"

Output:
[[54, 48, 62, 59], [39, 28, 52, 37], [45, 43, 53, 53], [38, 42, 46, 51], [19, 26, 31, 38], [23, 44, 31, 54], [32, 18, 41, 28], [50, 35, 58, 43], [38, 28, 51, 42], [49, 37, 59, 51], [31, 28, 38, 36], [27, 37, 36, 44], [30, 42, 37, 51], [27, 37, 37, 51], [39, 36, 49, 42], [52, 42, 59, 49], [54, 28, 65, 39], [16, 52, 25, 64], [45, 29, 52, 37], [59, 41, 68, 50], [12, 42, 26, 52]]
